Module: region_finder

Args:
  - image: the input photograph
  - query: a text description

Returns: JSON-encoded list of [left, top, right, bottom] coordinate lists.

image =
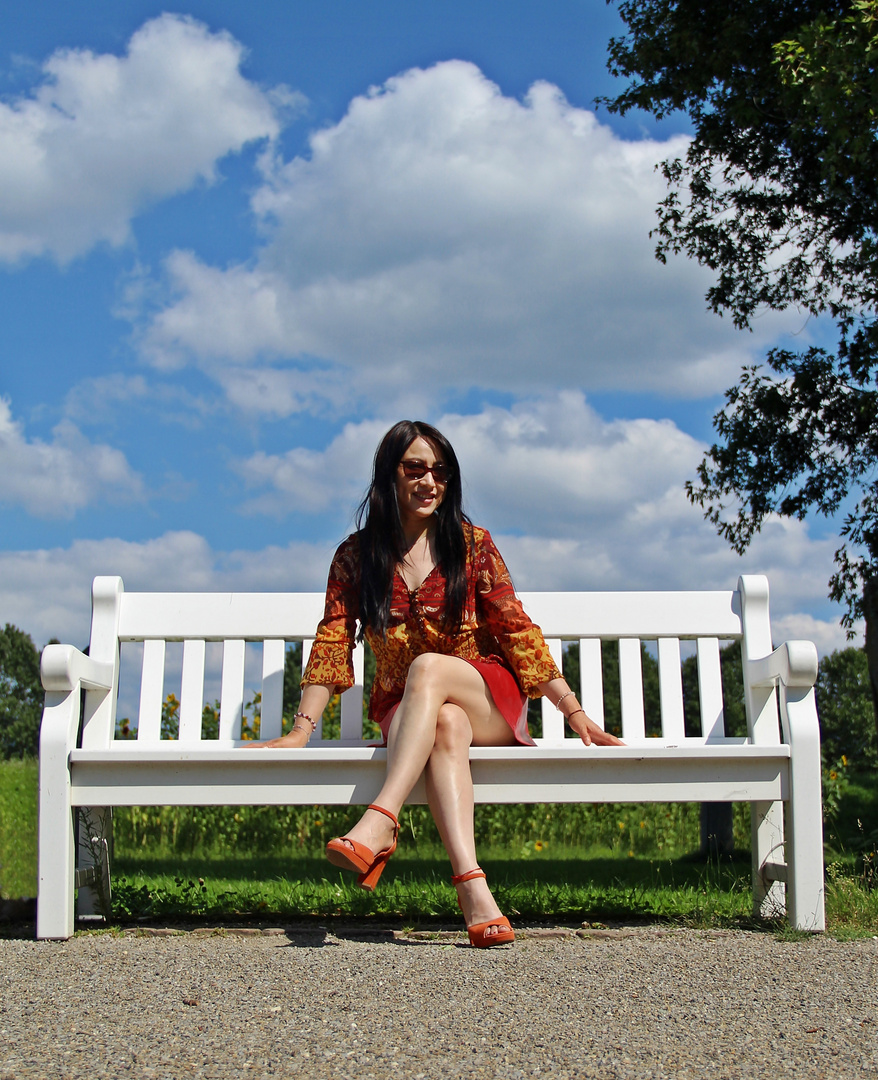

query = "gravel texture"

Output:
[[1, 924, 877, 1079]]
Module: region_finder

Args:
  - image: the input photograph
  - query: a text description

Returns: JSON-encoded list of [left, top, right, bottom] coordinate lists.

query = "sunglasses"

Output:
[[399, 459, 453, 483]]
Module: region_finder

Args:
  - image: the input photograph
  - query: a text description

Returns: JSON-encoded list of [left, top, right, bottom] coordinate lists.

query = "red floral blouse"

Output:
[[301, 524, 562, 725]]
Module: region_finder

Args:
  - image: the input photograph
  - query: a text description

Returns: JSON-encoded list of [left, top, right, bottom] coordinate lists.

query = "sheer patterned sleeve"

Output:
[[473, 529, 562, 694], [301, 538, 360, 691]]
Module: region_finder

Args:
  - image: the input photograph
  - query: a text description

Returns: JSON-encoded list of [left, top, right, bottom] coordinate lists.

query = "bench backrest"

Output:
[[80, 575, 779, 749]]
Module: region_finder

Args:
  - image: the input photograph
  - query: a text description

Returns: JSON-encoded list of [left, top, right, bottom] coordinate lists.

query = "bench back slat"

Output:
[[618, 638, 646, 741], [341, 648, 366, 742], [579, 638, 605, 731], [519, 590, 742, 638], [260, 640, 286, 742], [116, 590, 743, 640], [657, 638, 685, 742], [118, 592, 327, 640], [219, 640, 246, 741], [179, 639, 206, 742], [540, 639, 566, 741], [138, 639, 166, 743], [697, 637, 725, 740]]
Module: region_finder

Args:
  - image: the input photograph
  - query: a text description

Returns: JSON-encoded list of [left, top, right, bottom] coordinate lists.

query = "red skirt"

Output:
[[376, 659, 533, 746]]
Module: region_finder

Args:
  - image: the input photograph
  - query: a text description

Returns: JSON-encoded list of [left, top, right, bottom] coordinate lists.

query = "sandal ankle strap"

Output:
[[367, 804, 399, 833], [451, 868, 486, 885]]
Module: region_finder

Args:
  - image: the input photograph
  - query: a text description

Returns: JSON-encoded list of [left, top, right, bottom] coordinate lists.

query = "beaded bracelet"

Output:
[[294, 711, 316, 731], [555, 690, 575, 711]]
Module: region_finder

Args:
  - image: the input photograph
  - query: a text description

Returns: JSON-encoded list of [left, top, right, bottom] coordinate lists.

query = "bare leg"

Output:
[[334, 653, 514, 920], [424, 701, 515, 928]]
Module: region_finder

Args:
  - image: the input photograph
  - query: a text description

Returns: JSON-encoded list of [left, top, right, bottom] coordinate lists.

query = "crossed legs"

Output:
[[334, 653, 516, 927]]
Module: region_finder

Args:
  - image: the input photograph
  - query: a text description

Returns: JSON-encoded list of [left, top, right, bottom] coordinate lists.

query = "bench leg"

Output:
[[784, 686, 825, 931], [752, 800, 786, 920], [37, 693, 78, 940], [75, 807, 113, 921]]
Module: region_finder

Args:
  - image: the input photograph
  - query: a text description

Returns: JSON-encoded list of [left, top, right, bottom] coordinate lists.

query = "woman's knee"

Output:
[[404, 652, 453, 697], [432, 703, 472, 753]]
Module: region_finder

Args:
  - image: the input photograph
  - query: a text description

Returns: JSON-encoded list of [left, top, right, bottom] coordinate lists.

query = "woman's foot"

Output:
[[332, 806, 398, 858], [451, 868, 515, 947], [326, 805, 399, 890]]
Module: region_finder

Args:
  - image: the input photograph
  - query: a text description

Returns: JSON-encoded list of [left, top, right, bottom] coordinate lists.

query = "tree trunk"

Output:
[[700, 802, 734, 858], [864, 575, 878, 746]]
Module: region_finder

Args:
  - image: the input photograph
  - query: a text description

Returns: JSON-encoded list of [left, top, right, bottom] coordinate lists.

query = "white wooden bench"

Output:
[[37, 573, 825, 939]]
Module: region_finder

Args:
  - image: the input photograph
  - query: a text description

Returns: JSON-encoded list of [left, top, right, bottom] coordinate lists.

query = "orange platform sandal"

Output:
[[451, 868, 515, 948], [326, 804, 399, 891]]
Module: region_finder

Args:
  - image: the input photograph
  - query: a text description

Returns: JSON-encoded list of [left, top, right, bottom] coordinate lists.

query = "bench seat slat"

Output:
[[72, 742, 789, 762], [68, 743, 790, 807]]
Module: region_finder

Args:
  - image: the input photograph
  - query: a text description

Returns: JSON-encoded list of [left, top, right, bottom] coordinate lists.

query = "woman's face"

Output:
[[395, 436, 448, 528]]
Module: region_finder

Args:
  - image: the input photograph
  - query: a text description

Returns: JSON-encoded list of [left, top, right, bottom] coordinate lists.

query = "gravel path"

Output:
[[2, 923, 877, 1079]]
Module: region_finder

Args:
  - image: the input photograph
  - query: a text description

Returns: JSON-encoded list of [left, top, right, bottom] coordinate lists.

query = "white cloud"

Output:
[[772, 613, 861, 657], [0, 14, 288, 263], [62, 372, 216, 431], [0, 397, 144, 517], [439, 394, 699, 535], [141, 60, 804, 405], [217, 365, 352, 418], [234, 418, 389, 515]]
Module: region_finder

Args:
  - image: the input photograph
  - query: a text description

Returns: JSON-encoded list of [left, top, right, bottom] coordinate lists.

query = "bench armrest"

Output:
[[41, 644, 114, 693], [747, 640, 818, 691]]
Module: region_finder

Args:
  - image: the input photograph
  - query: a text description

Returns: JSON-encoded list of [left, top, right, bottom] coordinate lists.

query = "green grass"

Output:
[[821, 767, 878, 936], [0, 758, 37, 899], [109, 800, 730, 860], [110, 847, 756, 928], [3, 757, 877, 935]]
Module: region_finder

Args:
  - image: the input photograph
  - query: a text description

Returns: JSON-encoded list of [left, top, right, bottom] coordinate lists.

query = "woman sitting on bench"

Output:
[[262, 420, 621, 946]]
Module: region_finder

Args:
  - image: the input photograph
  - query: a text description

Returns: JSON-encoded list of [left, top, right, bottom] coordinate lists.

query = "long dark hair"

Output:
[[355, 420, 471, 637]]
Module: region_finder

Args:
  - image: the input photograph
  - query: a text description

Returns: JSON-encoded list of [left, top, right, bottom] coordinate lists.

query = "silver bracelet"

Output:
[[292, 723, 312, 735], [294, 711, 316, 731], [555, 690, 575, 711]]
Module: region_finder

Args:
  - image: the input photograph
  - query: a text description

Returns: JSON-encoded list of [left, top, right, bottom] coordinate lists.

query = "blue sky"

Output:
[[0, 1, 855, 654]]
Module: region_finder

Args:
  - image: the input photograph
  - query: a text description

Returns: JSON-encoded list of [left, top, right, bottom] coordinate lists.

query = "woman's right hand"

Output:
[[245, 684, 333, 747], [246, 726, 311, 748]]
